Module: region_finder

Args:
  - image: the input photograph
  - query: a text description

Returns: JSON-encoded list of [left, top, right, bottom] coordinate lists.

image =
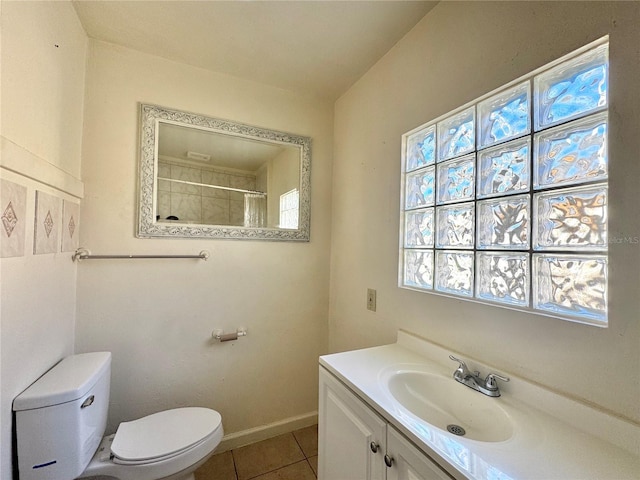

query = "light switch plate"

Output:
[[367, 288, 377, 312]]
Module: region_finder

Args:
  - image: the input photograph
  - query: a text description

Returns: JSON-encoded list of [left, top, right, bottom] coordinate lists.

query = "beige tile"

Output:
[[307, 456, 317, 477], [293, 425, 318, 458], [34, 190, 61, 255], [61, 200, 80, 252], [195, 450, 237, 480], [1, 179, 27, 258], [233, 434, 304, 480], [251, 460, 316, 480]]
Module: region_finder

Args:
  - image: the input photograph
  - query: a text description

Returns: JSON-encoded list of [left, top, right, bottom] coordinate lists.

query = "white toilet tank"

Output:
[[13, 352, 112, 480]]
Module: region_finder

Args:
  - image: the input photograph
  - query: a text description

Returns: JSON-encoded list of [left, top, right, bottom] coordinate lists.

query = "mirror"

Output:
[[137, 104, 311, 241]]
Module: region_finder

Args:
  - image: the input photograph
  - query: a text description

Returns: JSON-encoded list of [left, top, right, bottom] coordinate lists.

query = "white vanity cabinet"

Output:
[[386, 426, 453, 480], [318, 367, 386, 480], [319, 367, 453, 480]]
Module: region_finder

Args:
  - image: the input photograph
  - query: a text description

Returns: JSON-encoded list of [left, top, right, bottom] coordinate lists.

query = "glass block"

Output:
[[436, 202, 474, 249], [435, 250, 474, 297], [478, 82, 530, 149], [476, 252, 529, 306], [534, 43, 608, 130], [406, 125, 436, 172], [437, 107, 475, 161], [533, 253, 607, 323], [436, 154, 475, 204], [477, 195, 529, 250], [403, 249, 434, 290], [405, 166, 435, 209], [477, 137, 530, 199], [534, 112, 607, 189], [405, 208, 434, 248], [533, 183, 607, 251]]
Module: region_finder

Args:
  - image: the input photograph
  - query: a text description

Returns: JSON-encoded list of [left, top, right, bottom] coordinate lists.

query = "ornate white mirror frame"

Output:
[[137, 104, 311, 241]]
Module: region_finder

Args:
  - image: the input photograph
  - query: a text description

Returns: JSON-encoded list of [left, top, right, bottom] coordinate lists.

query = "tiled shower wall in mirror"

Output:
[[157, 161, 260, 225]]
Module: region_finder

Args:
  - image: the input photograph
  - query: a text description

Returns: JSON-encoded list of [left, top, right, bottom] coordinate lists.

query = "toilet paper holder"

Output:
[[212, 328, 248, 342]]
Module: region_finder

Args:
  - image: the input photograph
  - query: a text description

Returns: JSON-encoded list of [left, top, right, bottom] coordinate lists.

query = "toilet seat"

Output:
[[111, 407, 222, 465]]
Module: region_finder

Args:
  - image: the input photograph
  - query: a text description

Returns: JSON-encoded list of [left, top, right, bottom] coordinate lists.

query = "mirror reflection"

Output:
[[137, 104, 311, 241], [157, 123, 300, 229]]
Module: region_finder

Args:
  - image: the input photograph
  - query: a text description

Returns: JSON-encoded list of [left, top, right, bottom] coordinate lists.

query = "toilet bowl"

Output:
[[13, 352, 223, 480], [80, 407, 224, 480]]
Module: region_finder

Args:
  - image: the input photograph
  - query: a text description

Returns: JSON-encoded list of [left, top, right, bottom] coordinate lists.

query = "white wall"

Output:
[[0, 2, 87, 479], [75, 40, 332, 439], [330, 1, 640, 424]]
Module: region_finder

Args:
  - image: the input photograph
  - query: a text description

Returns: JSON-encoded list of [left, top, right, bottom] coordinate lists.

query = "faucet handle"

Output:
[[484, 372, 510, 390], [449, 354, 466, 367], [449, 355, 469, 377]]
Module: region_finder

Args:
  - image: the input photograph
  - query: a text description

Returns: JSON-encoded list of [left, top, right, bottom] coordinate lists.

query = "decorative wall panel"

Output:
[[34, 191, 61, 255], [1, 179, 27, 258], [61, 200, 80, 252]]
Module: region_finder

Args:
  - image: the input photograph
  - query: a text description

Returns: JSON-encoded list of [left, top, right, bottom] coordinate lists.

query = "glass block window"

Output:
[[400, 38, 609, 326]]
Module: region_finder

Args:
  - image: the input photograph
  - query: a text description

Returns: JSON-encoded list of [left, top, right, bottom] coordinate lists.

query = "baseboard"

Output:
[[216, 411, 318, 453]]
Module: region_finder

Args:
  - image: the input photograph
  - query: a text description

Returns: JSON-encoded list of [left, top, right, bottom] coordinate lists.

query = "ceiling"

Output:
[[72, 0, 438, 101]]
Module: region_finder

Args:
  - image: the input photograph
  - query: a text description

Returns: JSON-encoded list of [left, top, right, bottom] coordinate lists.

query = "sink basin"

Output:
[[385, 371, 514, 442]]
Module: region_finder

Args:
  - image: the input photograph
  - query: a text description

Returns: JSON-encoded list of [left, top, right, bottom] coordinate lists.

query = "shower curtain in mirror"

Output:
[[244, 193, 267, 227]]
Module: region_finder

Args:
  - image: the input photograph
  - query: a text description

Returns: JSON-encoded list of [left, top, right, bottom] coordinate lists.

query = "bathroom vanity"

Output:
[[318, 330, 639, 480], [320, 367, 452, 479]]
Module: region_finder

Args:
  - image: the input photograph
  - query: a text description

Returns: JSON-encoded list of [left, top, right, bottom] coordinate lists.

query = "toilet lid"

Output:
[[111, 407, 222, 463]]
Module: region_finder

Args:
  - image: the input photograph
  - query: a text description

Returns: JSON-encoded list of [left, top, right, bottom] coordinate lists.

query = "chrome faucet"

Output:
[[449, 355, 510, 397]]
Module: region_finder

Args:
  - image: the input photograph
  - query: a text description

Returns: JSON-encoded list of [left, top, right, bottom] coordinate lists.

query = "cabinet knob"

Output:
[[384, 454, 395, 468], [369, 442, 379, 453]]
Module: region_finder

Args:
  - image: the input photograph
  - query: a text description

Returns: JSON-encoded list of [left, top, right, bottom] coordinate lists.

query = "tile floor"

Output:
[[195, 425, 318, 480]]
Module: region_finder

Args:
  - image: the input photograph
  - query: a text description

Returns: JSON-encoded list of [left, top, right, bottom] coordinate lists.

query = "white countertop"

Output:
[[319, 331, 639, 480]]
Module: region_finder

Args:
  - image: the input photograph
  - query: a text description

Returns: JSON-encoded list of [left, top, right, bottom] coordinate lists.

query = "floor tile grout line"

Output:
[[293, 428, 319, 460], [292, 431, 308, 459], [244, 459, 310, 480], [230, 449, 239, 480], [293, 428, 318, 478], [306, 458, 318, 479], [234, 433, 304, 480], [206, 428, 317, 480]]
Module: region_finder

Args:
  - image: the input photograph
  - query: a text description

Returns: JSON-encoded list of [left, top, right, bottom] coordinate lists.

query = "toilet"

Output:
[[13, 352, 223, 480]]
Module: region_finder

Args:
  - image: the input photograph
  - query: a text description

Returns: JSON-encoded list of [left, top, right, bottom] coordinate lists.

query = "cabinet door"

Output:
[[386, 426, 453, 480], [318, 368, 386, 480]]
